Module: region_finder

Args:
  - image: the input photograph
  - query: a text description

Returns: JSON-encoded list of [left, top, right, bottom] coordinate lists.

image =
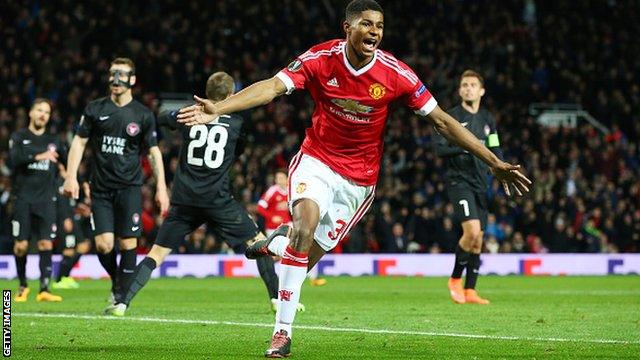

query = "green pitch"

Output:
[[5, 276, 640, 359]]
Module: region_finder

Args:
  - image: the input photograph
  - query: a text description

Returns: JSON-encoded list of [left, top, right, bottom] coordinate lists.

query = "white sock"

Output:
[[273, 246, 308, 338], [267, 235, 290, 257]]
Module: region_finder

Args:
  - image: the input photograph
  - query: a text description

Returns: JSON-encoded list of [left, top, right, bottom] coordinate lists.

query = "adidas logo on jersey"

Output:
[[327, 77, 339, 87]]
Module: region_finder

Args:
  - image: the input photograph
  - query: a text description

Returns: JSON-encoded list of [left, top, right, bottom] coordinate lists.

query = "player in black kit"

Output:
[[10, 98, 65, 302], [105, 72, 301, 316], [436, 70, 507, 305], [52, 174, 92, 290], [63, 58, 170, 305]]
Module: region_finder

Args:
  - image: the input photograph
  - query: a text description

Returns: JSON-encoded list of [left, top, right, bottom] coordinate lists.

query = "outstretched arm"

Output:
[[63, 135, 88, 199], [177, 76, 288, 126], [425, 105, 531, 195]]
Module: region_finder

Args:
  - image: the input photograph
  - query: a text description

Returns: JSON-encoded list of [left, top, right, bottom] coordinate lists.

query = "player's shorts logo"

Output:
[[126, 122, 140, 136], [369, 83, 386, 100], [132, 213, 140, 224], [47, 143, 57, 152], [296, 183, 307, 194], [287, 59, 302, 72]]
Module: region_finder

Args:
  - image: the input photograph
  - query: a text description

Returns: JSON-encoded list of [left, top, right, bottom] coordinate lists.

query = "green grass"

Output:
[[5, 276, 640, 359]]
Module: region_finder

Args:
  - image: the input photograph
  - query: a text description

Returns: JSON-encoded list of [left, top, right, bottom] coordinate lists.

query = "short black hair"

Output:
[[345, 0, 383, 22]]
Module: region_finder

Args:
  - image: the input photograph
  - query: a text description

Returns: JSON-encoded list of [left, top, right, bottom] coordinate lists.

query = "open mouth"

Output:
[[363, 38, 377, 52]]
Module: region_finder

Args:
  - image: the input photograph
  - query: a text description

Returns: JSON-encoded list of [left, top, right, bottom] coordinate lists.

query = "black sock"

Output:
[[256, 256, 279, 300], [123, 257, 157, 306], [465, 254, 481, 289], [39, 250, 53, 292], [57, 253, 81, 281], [15, 255, 27, 288], [451, 244, 471, 279], [118, 249, 137, 301], [97, 250, 118, 293]]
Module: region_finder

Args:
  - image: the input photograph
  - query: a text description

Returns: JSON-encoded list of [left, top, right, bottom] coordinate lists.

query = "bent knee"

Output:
[[13, 242, 28, 256], [463, 227, 482, 242], [77, 242, 91, 254], [37, 240, 53, 251], [95, 241, 114, 254]]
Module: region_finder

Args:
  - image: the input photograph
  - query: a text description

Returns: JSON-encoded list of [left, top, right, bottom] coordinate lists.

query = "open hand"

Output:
[[177, 95, 218, 126], [491, 162, 532, 196]]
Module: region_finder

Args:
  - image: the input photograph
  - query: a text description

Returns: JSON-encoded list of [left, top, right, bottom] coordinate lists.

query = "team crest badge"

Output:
[[132, 213, 140, 224], [369, 83, 386, 100], [287, 59, 302, 72], [296, 183, 307, 194], [126, 122, 140, 136], [47, 143, 57, 152]]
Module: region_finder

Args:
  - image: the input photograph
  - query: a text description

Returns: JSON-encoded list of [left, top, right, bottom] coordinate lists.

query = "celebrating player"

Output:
[[105, 72, 303, 316], [178, 0, 531, 357], [9, 98, 65, 302], [438, 70, 503, 305], [63, 58, 170, 305], [257, 169, 292, 237]]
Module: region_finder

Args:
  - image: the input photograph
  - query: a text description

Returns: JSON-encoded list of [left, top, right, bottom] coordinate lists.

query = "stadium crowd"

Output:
[[0, 0, 638, 255]]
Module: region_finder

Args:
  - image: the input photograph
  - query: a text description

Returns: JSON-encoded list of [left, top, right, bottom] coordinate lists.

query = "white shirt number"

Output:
[[186, 125, 228, 169], [459, 199, 470, 217]]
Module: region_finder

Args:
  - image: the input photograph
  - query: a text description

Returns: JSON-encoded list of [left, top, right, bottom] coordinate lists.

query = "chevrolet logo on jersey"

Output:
[[330, 99, 373, 114]]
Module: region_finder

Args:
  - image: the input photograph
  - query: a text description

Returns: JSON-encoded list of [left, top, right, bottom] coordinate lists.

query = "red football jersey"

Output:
[[257, 185, 292, 230], [276, 39, 437, 186]]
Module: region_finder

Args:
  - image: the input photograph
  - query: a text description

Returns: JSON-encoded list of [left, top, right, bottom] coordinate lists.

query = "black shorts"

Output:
[[56, 196, 74, 237], [447, 183, 488, 229], [12, 200, 57, 241], [91, 186, 142, 238], [56, 196, 74, 223], [155, 194, 259, 252], [73, 215, 94, 244]]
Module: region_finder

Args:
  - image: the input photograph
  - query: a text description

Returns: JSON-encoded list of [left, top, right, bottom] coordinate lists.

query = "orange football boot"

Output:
[[36, 291, 63, 302], [15, 287, 30, 302], [464, 289, 490, 304], [447, 278, 466, 304]]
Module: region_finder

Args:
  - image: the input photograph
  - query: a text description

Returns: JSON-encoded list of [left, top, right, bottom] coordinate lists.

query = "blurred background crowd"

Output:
[[0, 0, 638, 254]]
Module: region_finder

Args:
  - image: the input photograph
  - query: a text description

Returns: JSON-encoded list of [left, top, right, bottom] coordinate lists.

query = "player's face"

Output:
[[275, 172, 288, 189], [29, 102, 51, 130], [345, 10, 384, 59], [459, 77, 485, 103], [108, 64, 136, 95]]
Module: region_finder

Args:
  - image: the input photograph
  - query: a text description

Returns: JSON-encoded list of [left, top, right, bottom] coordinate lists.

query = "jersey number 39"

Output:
[[187, 125, 228, 169]]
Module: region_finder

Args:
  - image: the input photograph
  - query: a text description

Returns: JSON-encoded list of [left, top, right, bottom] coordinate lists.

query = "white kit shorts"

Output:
[[287, 152, 375, 251]]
